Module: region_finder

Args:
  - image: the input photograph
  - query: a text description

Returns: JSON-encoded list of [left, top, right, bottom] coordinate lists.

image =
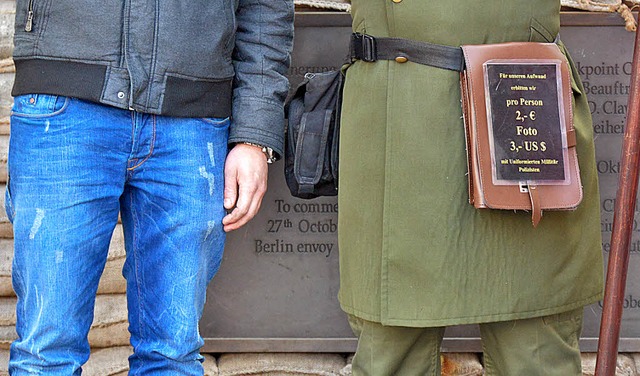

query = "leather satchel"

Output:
[[460, 42, 582, 227]]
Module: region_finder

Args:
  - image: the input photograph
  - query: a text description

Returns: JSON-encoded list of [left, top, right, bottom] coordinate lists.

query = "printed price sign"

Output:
[[484, 62, 569, 185]]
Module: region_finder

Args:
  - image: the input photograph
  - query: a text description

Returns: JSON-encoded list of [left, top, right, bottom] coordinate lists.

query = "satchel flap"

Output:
[[304, 71, 343, 111], [461, 42, 582, 211]]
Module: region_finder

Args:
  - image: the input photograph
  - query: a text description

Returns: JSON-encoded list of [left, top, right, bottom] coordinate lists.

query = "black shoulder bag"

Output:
[[285, 70, 344, 199], [284, 33, 465, 199]]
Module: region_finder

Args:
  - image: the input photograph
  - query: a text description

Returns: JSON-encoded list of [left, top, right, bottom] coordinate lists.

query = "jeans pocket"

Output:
[[200, 116, 231, 129], [11, 94, 70, 118]]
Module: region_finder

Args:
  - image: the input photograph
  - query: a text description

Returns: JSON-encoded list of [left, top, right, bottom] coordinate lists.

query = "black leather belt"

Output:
[[350, 33, 465, 72]]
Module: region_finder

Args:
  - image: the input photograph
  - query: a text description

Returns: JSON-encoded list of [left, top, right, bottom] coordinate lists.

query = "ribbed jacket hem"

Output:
[[12, 58, 233, 118]]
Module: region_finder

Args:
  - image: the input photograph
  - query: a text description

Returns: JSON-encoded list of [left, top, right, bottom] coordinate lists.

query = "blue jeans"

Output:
[[6, 95, 229, 375]]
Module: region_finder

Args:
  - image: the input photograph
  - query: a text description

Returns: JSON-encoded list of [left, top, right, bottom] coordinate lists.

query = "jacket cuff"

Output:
[[229, 97, 285, 158]]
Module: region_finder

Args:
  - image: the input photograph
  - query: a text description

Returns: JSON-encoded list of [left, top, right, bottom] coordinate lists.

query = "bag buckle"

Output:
[[351, 33, 377, 62]]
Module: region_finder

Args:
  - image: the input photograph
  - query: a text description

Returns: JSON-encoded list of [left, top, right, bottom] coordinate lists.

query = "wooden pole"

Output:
[[595, 16, 640, 376]]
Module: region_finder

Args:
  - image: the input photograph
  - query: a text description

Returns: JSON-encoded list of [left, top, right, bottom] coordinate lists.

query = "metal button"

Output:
[[395, 56, 408, 63], [117, 91, 125, 99]]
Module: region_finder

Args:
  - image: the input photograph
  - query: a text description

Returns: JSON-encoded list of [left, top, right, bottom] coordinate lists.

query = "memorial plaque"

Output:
[[200, 12, 640, 353], [561, 12, 640, 352], [200, 13, 355, 353]]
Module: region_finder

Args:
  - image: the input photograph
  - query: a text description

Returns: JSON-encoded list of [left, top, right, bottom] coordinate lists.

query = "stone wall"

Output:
[[0, 1, 637, 374]]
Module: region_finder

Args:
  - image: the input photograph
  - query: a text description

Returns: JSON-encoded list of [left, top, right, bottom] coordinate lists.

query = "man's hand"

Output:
[[222, 143, 269, 232]]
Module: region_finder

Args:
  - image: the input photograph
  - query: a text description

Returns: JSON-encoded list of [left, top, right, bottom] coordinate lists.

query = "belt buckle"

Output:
[[351, 33, 377, 62]]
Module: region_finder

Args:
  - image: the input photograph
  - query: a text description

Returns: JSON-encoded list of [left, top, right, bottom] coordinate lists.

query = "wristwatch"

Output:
[[240, 142, 277, 164]]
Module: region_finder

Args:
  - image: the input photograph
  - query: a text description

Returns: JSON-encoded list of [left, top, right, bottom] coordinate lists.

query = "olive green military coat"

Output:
[[337, 0, 604, 327]]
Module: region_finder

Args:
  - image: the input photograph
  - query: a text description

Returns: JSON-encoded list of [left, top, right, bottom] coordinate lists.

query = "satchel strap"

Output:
[[566, 128, 577, 148], [528, 185, 543, 228], [350, 33, 465, 72]]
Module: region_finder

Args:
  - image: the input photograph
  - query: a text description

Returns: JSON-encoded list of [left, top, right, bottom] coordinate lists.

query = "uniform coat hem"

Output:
[[339, 291, 603, 328]]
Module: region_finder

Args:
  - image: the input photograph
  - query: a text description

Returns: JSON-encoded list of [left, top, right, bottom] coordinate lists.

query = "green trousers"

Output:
[[348, 308, 584, 376]]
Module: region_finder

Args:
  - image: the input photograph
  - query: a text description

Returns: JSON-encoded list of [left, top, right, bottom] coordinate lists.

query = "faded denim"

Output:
[[6, 95, 228, 375]]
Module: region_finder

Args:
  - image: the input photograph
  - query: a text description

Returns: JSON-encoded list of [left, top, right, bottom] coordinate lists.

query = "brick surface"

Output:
[[0, 1, 14, 60], [203, 354, 220, 376], [340, 353, 483, 376], [218, 353, 346, 376], [0, 238, 10, 296], [441, 353, 483, 376], [87, 294, 129, 348], [0, 326, 11, 350], [0, 224, 126, 296], [0, 298, 14, 326], [2, 349, 640, 374], [0, 347, 218, 375], [0, 348, 7, 375], [0, 70, 13, 132], [294, 0, 350, 11], [0, 135, 7, 184], [84, 346, 132, 376], [97, 225, 127, 295], [581, 352, 638, 376], [0, 294, 129, 349]]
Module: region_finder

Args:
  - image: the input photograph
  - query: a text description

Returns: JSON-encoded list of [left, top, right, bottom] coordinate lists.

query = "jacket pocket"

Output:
[[24, 0, 35, 31], [14, 0, 40, 35]]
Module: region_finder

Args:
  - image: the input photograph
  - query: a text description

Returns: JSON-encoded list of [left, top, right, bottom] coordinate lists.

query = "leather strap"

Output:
[[566, 128, 577, 148], [528, 185, 543, 228], [350, 33, 465, 72]]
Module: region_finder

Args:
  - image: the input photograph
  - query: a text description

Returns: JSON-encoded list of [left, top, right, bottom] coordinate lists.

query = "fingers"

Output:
[[223, 181, 266, 232], [223, 164, 239, 211], [222, 144, 269, 232]]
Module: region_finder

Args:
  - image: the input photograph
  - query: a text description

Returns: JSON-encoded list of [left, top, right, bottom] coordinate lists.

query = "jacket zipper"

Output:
[[25, 0, 34, 32]]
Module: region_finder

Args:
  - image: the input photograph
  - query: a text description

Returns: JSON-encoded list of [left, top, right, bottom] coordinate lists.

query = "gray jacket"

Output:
[[11, 0, 294, 155]]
